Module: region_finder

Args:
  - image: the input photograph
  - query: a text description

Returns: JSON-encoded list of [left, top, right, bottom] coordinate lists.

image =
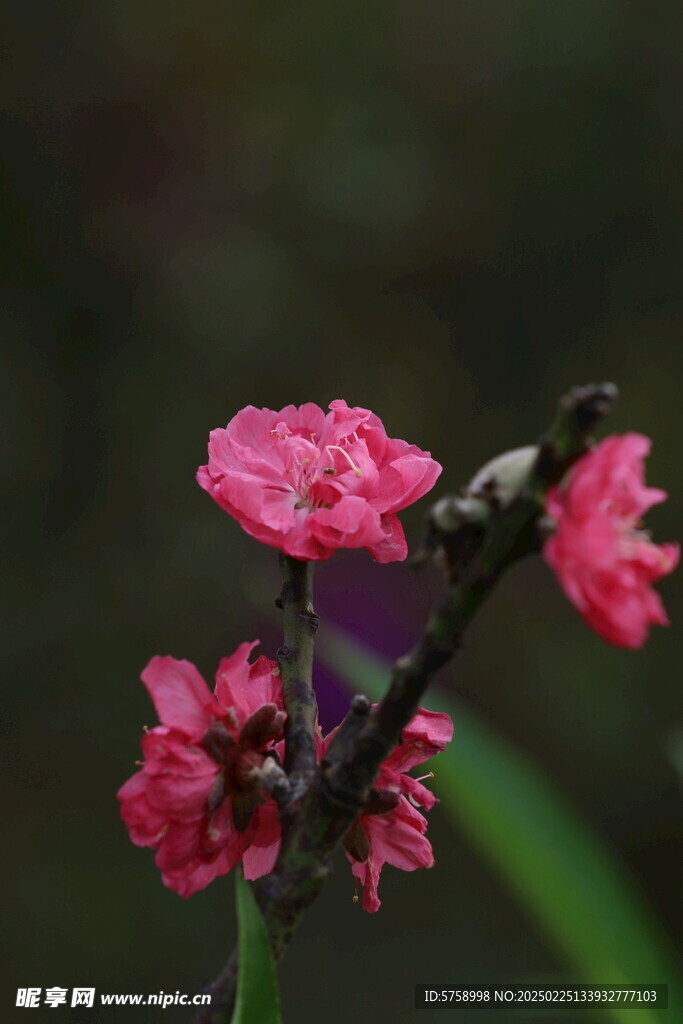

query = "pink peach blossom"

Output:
[[335, 707, 454, 912], [118, 642, 284, 897], [543, 434, 678, 648], [197, 400, 442, 562]]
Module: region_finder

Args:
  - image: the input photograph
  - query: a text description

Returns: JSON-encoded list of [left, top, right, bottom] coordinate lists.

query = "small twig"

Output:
[[250, 757, 292, 810]]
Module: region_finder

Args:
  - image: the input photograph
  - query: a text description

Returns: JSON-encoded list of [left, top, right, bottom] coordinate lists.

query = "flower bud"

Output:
[[467, 445, 539, 508]]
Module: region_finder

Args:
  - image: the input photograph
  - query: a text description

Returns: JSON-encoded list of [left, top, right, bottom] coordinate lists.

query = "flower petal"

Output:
[[214, 644, 282, 725], [383, 708, 454, 774], [141, 657, 214, 736]]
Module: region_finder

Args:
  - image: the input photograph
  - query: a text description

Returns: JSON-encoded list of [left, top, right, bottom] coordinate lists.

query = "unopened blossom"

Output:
[[543, 434, 678, 648], [197, 400, 442, 563], [118, 642, 284, 897], [333, 707, 454, 913]]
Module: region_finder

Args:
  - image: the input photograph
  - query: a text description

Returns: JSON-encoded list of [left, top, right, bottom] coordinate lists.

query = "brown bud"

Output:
[[201, 723, 234, 764], [207, 772, 226, 813], [231, 789, 265, 833], [342, 820, 370, 863], [364, 787, 401, 816], [239, 703, 286, 747], [351, 694, 371, 715]]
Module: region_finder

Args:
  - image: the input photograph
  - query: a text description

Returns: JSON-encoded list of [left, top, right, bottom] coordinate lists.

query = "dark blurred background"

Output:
[[2, 1, 681, 1021]]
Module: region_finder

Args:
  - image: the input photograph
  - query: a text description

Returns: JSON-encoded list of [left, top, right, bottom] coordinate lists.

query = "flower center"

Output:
[[273, 429, 363, 513]]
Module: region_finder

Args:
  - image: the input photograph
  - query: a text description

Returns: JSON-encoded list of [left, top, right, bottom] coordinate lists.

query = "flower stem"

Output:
[[276, 554, 319, 794]]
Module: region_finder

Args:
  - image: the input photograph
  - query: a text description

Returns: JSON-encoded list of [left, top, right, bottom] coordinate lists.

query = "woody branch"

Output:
[[276, 553, 320, 796], [194, 382, 618, 1024]]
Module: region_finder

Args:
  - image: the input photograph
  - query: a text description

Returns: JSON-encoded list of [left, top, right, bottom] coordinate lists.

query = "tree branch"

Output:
[[194, 382, 617, 1024], [276, 554, 319, 794]]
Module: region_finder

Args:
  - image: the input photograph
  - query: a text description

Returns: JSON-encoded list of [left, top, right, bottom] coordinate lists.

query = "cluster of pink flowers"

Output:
[[120, 401, 449, 906], [118, 641, 453, 907], [118, 643, 284, 897], [333, 708, 453, 912], [543, 434, 678, 648], [119, 400, 677, 907]]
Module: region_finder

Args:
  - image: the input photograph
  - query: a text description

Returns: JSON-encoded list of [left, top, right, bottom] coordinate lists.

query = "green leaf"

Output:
[[231, 869, 282, 1024], [320, 628, 681, 1024]]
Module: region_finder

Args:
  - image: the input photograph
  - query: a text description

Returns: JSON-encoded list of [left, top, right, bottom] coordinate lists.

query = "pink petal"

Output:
[[161, 843, 242, 898], [214, 643, 282, 724], [141, 657, 214, 736], [250, 799, 282, 847], [144, 759, 218, 819], [242, 841, 280, 880], [364, 514, 409, 563], [348, 799, 435, 912], [374, 446, 443, 515], [155, 821, 203, 872], [362, 799, 434, 873], [240, 798, 282, 880], [399, 773, 438, 811], [384, 708, 454, 774], [349, 852, 382, 913], [307, 495, 385, 550], [543, 434, 677, 649], [118, 771, 168, 846]]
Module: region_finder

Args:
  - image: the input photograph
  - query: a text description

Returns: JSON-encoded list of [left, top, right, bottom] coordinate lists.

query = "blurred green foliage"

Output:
[[322, 629, 682, 1024], [233, 870, 281, 1024]]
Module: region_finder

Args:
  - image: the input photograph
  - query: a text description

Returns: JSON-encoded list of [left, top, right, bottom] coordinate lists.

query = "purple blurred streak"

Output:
[[313, 552, 438, 732], [249, 550, 439, 734]]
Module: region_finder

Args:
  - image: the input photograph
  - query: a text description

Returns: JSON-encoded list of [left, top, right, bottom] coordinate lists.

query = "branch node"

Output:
[[297, 609, 320, 635], [351, 694, 371, 715]]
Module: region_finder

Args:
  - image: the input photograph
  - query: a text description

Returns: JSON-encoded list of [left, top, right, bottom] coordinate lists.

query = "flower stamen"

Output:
[[324, 445, 362, 477]]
